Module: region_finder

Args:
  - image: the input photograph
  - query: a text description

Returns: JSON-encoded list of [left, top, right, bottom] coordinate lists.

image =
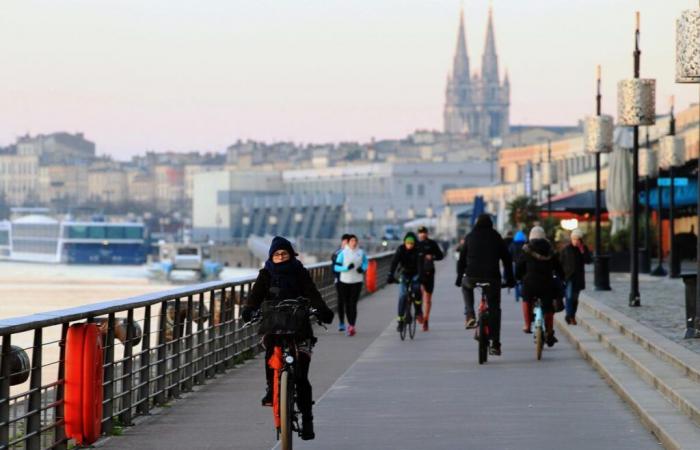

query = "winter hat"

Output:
[[403, 232, 417, 244], [571, 229, 584, 240], [529, 226, 546, 240], [268, 236, 297, 260], [514, 230, 527, 243]]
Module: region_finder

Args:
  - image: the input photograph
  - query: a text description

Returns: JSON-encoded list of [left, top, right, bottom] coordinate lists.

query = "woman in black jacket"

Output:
[[515, 227, 564, 346], [241, 236, 334, 441], [558, 229, 592, 325]]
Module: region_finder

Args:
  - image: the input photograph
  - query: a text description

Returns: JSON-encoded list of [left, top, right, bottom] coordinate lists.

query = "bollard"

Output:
[[594, 254, 612, 290], [639, 248, 651, 274], [681, 273, 698, 338]]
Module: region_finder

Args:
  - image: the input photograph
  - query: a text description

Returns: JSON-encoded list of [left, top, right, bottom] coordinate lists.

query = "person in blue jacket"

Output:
[[334, 234, 368, 336], [332, 234, 351, 332]]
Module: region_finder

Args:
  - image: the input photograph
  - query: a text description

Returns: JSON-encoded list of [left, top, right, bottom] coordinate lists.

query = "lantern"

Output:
[[659, 136, 685, 169], [638, 148, 658, 178], [676, 10, 700, 83], [617, 79, 656, 126], [583, 115, 614, 153]]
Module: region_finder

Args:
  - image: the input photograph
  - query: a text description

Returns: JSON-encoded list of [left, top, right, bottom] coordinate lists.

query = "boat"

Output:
[[149, 242, 223, 282]]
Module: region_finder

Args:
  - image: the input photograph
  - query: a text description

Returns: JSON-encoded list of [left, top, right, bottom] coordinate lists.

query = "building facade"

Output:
[[0, 154, 39, 205], [444, 8, 509, 141]]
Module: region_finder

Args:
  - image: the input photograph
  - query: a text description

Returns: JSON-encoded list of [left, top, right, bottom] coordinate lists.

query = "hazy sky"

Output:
[[0, 0, 697, 158]]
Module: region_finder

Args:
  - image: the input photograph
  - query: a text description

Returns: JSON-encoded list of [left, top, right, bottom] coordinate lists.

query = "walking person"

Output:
[[416, 226, 444, 331], [332, 234, 351, 332], [515, 226, 564, 346], [334, 235, 368, 336], [509, 230, 527, 303], [559, 229, 592, 325], [455, 214, 515, 355]]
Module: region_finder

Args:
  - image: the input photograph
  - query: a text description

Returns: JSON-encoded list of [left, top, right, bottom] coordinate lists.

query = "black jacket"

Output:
[[515, 239, 564, 301], [457, 222, 514, 282], [389, 244, 420, 278], [559, 243, 592, 291], [416, 238, 444, 275]]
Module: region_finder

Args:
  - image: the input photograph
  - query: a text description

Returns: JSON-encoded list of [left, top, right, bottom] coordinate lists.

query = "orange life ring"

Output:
[[65, 323, 104, 445], [365, 260, 378, 293]]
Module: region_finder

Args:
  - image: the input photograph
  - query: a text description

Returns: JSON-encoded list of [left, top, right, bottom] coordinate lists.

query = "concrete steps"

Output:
[[557, 295, 700, 449]]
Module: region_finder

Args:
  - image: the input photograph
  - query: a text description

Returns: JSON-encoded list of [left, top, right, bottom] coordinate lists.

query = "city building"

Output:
[[87, 169, 128, 204], [444, 7, 509, 141], [0, 153, 39, 205], [16, 132, 95, 164], [38, 164, 89, 206]]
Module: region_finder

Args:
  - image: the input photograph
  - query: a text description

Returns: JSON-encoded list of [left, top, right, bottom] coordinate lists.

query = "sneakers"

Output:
[[489, 342, 502, 356], [338, 322, 346, 333], [571, 317, 578, 326], [300, 415, 315, 440], [422, 319, 429, 332], [346, 325, 356, 337], [261, 387, 272, 407], [546, 331, 558, 347], [396, 319, 404, 332], [465, 316, 476, 329]]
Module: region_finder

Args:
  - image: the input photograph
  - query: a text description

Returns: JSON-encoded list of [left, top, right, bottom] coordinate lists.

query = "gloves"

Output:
[[319, 307, 334, 324], [347, 263, 355, 270], [387, 274, 397, 284], [241, 307, 255, 323], [455, 274, 463, 287], [357, 267, 365, 274]]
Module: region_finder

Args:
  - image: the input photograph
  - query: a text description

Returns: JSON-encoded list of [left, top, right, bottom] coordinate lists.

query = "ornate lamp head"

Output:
[[617, 79, 656, 126], [638, 148, 658, 178], [659, 136, 685, 169], [583, 115, 614, 153], [676, 9, 700, 83]]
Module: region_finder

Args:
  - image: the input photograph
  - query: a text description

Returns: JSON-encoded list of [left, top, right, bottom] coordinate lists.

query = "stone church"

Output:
[[444, 8, 510, 141]]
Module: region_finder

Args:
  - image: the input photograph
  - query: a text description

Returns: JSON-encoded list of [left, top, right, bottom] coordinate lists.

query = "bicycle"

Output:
[[532, 298, 545, 361], [244, 298, 324, 450], [398, 276, 420, 341], [473, 282, 490, 365]]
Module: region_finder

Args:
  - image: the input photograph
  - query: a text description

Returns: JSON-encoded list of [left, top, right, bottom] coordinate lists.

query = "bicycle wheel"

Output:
[[535, 324, 544, 361], [408, 300, 417, 339], [279, 370, 293, 450], [478, 313, 488, 364]]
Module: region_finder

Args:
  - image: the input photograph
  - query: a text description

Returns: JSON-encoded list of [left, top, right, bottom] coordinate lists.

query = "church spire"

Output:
[[481, 6, 499, 82], [452, 6, 470, 83]]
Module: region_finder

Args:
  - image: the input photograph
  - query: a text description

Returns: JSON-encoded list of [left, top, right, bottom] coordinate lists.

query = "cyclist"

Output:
[[387, 232, 421, 332], [332, 234, 351, 332], [416, 226, 444, 331], [455, 214, 515, 355], [515, 226, 564, 346], [241, 236, 334, 441]]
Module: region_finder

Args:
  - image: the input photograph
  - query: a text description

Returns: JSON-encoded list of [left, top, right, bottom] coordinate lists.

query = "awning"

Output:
[[640, 179, 698, 209]]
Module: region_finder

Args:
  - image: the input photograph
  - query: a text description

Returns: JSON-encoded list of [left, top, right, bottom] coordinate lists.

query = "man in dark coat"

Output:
[[241, 236, 334, 441], [415, 226, 444, 331], [455, 214, 515, 355], [558, 229, 592, 325]]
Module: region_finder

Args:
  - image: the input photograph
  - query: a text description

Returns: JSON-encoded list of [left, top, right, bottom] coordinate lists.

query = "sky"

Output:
[[0, 0, 698, 159]]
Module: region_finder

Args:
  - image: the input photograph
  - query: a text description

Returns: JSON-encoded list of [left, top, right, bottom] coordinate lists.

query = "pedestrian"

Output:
[[416, 225, 444, 331], [456, 214, 515, 356], [515, 226, 564, 346], [334, 235, 368, 336], [559, 228, 592, 325], [332, 234, 351, 332], [509, 230, 527, 303]]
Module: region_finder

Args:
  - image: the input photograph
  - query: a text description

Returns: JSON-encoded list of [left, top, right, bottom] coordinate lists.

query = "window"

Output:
[[406, 184, 413, 196], [87, 226, 106, 239], [106, 226, 125, 239], [418, 184, 425, 197]]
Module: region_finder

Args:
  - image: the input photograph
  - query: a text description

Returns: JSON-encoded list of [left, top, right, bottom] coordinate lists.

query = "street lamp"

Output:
[[675, 6, 700, 335], [660, 104, 685, 278], [408, 206, 416, 220], [639, 137, 658, 275], [583, 64, 614, 291], [617, 12, 656, 307]]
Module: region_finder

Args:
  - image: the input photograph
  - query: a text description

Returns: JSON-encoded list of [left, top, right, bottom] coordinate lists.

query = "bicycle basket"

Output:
[[258, 300, 310, 336]]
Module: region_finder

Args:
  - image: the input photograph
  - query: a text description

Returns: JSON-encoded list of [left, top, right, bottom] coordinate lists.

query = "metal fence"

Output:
[[0, 252, 394, 450]]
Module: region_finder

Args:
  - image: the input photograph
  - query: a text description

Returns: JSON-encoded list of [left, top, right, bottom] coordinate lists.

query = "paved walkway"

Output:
[[100, 262, 660, 450]]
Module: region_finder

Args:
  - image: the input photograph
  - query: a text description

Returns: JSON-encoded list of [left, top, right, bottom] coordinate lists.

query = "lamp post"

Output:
[[661, 99, 684, 278], [675, 6, 700, 336], [640, 133, 657, 275], [617, 12, 656, 307], [584, 65, 614, 291]]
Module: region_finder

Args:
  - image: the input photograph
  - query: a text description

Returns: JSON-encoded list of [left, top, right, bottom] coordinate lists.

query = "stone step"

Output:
[[579, 294, 700, 384], [556, 314, 700, 450], [576, 308, 700, 429]]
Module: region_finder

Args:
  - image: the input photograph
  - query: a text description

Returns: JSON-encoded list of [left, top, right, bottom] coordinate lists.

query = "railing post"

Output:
[[102, 313, 115, 435], [215, 289, 226, 373], [27, 327, 43, 450], [184, 295, 194, 392], [155, 301, 167, 405], [137, 305, 151, 416], [1, 334, 12, 450], [206, 290, 216, 378], [195, 292, 206, 385], [54, 323, 69, 450], [225, 287, 235, 369], [119, 310, 134, 426], [170, 297, 182, 398]]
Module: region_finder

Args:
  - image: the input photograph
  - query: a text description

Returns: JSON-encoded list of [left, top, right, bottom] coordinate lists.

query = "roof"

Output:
[[545, 190, 607, 212]]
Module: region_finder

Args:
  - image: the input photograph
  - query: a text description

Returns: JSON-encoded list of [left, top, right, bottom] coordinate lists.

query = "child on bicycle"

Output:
[[515, 227, 564, 346], [387, 232, 422, 332], [241, 236, 334, 441]]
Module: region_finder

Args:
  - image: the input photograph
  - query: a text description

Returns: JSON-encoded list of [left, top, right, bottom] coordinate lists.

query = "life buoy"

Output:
[[366, 260, 378, 293], [65, 323, 104, 445]]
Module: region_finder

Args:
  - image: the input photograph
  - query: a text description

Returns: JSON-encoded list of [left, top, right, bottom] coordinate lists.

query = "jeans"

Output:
[[398, 275, 421, 318], [565, 281, 581, 319], [462, 277, 502, 344]]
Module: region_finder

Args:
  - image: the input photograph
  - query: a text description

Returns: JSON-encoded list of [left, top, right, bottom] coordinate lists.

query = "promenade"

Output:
[[98, 261, 659, 450]]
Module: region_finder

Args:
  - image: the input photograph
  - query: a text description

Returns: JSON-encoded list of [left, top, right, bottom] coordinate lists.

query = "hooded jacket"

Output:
[[389, 232, 421, 278], [335, 246, 369, 284], [457, 215, 514, 282], [559, 242, 592, 291], [515, 238, 564, 300]]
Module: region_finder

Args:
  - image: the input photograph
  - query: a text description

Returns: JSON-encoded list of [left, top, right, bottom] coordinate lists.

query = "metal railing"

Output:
[[0, 252, 394, 450]]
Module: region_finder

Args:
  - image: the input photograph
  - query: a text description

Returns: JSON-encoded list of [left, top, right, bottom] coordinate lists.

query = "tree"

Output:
[[507, 196, 540, 230]]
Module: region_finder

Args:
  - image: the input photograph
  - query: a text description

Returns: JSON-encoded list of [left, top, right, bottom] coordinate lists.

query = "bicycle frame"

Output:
[[532, 299, 544, 333], [268, 339, 298, 433]]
